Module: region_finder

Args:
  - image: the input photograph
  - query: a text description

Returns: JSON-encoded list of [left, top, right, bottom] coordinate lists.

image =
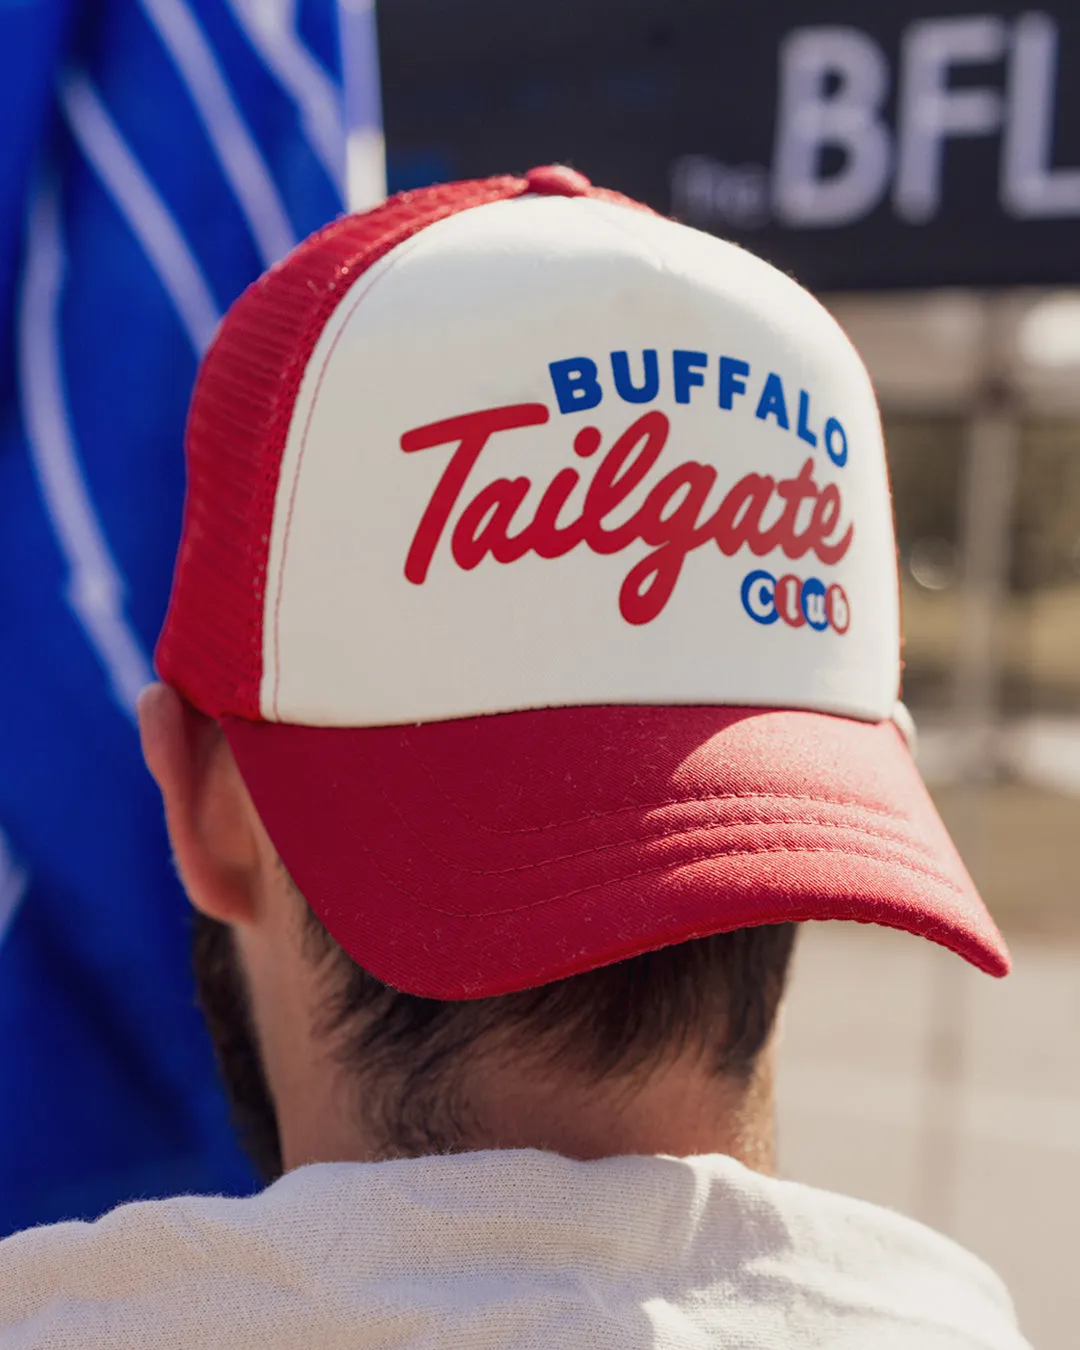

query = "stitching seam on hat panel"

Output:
[[354, 763, 951, 877], [269, 225, 441, 719], [325, 823, 968, 919], [396, 728, 925, 839]]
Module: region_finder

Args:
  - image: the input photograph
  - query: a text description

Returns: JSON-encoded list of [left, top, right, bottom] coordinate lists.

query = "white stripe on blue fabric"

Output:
[[0, 829, 28, 951], [59, 72, 220, 354], [338, 0, 387, 210], [225, 0, 346, 203], [17, 183, 155, 717], [136, 0, 298, 266]]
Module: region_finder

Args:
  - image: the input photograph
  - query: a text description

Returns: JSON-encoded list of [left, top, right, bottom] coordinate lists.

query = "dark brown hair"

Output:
[[194, 900, 797, 1179]]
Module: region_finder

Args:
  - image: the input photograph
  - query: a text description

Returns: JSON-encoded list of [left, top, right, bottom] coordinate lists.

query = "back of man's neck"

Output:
[[278, 1045, 777, 1175], [465, 1049, 776, 1171]]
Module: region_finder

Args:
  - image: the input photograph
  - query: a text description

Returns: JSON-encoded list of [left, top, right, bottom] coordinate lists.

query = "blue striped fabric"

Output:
[[0, 0, 366, 1235]]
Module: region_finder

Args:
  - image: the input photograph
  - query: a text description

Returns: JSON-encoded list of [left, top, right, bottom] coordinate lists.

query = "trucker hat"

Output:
[[156, 165, 1010, 997]]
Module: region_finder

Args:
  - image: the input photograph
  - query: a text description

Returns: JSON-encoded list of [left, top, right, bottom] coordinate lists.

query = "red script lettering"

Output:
[[401, 405, 854, 625]]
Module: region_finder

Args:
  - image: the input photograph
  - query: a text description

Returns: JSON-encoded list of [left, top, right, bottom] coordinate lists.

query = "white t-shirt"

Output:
[[0, 1149, 1029, 1348]]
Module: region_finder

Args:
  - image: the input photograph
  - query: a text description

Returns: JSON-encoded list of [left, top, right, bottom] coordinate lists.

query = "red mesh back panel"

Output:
[[156, 173, 649, 719]]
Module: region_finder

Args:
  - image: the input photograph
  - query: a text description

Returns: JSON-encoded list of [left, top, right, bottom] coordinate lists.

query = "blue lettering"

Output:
[[824, 417, 848, 467], [611, 349, 660, 404], [755, 373, 790, 429], [741, 569, 778, 625], [719, 356, 750, 410], [549, 357, 603, 414], [673, 350, 708, 404], [797, 391, 818, 447]]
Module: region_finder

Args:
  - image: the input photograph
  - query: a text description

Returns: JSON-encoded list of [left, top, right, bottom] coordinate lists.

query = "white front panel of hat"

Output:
[[261, 196, 900, 727]]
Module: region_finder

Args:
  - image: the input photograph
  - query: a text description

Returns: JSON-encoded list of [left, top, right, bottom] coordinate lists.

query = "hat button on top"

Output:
[[524, 164, 593, 197]]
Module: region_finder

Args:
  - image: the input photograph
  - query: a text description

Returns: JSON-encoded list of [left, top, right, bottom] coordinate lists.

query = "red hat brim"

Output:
[[224, 704, 1009, 998]]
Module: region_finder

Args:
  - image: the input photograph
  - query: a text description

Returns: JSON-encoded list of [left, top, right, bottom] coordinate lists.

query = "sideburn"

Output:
[[191, 911, 283, 1183]]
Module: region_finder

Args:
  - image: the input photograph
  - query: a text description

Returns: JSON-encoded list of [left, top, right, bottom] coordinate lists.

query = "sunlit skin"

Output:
[[138, 682, 779, 1175]]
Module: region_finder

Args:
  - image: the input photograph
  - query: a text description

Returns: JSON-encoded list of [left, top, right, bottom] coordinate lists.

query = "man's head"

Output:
[[141, 686, 795, 1177], [145, 167, 1008, 1175]]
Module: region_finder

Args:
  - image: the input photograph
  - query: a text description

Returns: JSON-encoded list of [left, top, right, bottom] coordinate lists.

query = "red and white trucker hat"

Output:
[[157, 166, 1010, 997]]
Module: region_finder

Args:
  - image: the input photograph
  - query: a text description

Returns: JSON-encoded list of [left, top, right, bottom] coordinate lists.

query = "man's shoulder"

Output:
[[716, 1159, 1028, 1345], [0, 1184, 280, 1346], [0, 1153, 1033, 1350]]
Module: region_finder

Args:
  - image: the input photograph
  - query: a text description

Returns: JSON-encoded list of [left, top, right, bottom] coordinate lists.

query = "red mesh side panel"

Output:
[[156, 173, 652, 719]]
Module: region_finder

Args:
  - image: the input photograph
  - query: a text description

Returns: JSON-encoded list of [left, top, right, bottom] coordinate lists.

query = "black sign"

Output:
[[379, 1, 1080, 291]]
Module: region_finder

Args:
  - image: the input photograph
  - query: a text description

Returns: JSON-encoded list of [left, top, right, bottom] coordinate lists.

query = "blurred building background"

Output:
[[778, 288, 1080, 1350], [836, 288, 1080, 928]]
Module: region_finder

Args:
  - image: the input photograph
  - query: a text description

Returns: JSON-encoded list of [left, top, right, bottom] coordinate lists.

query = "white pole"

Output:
[[338, 0, 387, 211], [916, 293, 1020, 1234], [953, 298, 1021, 772]]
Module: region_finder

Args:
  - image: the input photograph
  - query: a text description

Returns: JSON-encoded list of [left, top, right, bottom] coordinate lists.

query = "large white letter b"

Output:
[[773, 27, 892, 228]]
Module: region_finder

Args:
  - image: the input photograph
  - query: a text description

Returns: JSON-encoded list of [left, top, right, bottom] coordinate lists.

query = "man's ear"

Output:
[[138, 683, 260, 926]]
